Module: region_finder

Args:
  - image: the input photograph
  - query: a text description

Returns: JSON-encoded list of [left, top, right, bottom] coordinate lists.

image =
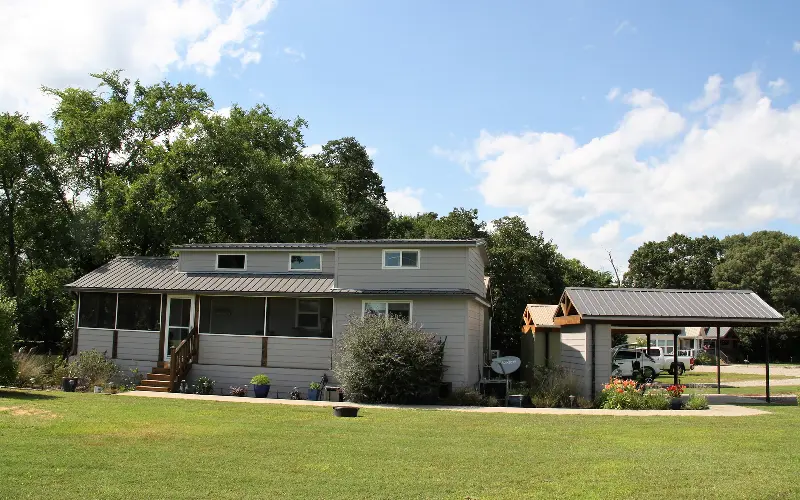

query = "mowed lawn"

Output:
[[677, 371, 795, 384], [1, 391, 799, 499]]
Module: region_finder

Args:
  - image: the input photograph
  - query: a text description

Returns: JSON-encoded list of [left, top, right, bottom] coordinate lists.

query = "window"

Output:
[[216, 254, 246, 270], [296, 299, 320, 329], [116, 293, 161, 331], [614, 349, 637, 360], [382, 249, 419, 269], [199, 296, 266, 335], [363, 301, 412, 322], [289, 254, 322, 271], [78, 292, 117, 329]]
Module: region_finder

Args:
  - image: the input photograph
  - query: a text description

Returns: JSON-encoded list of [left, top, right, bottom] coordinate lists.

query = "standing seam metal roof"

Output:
[[563, 287, 783, 321]]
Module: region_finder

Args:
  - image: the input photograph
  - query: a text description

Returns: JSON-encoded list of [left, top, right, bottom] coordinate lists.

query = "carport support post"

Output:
[[590, 323, 596, 401], [764, 327, 771, 403], [716, 327, 721, 394], [646, 333, 651, 353], [673, 332, 679, 386]]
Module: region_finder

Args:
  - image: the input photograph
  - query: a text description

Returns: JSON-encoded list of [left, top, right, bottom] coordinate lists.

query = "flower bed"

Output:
[[599, 378, 707, 410]]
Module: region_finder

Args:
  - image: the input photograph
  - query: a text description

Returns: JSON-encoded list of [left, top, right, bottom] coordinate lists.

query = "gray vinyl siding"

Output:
[[266, 337, 332, 370], [115, 330, 159, 361], [466, 247, 485, 296], [179, 250, 335, 274], [466, 300, 485, 386], [332, 296, 470, 387], [114, 358, 158, 375], [335, 247, 468, 290], [77, 328, 114, 356], [559, 324, 611, 397], [189, 365, 331, 397], [198, 334, 262, 366]]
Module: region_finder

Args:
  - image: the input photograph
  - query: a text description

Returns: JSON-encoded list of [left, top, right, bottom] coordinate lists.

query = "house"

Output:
[[519, 304, 561, 383], [66, 239, 491, 396]]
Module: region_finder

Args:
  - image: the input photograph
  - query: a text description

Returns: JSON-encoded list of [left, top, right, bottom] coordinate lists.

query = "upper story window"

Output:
[[363, 301, 412, 322], [216, 254, 246, 271], [382, 249, 419, 269], [289, 253, 322, 271]]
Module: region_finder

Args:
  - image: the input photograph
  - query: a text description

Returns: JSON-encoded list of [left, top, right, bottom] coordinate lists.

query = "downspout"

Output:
[[590, 322, 596, 401]]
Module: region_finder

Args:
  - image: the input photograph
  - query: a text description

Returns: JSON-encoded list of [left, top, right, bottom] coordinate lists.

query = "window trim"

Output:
[[381, 249, 420, 269], [295, 298, 321, 329], [288, 253, 323, 272], [361, 300, 414, 323], [215, 253, 247, 271]]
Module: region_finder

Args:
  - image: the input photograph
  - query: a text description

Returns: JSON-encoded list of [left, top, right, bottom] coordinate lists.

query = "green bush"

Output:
[[685, 394, 710, 410], [694, 352, 715, 366], [68, 350, 121, 388], [0, 295, 17, 385], [194, 376, 215, 395], [443, 388, 485, 406], [334, 314, 445, 404], [641, 389, 671, 410], [250, 374, 271, 385], [526, 365, 581, 408]]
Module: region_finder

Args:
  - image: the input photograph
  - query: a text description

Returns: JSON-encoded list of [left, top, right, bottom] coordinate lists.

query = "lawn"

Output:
[[675, 371, 795, 384], [1, 391, 799, 500], [701, 385, 800, 396]]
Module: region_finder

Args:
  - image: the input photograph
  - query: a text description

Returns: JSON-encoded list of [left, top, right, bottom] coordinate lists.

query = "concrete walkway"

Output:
[[120, 391, 769, 417]]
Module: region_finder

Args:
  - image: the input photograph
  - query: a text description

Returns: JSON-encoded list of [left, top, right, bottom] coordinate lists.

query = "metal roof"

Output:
[[329, 239, 483, 246], [171, 242, 329, 250], [562, 287, 783, 324], [330, 287, 476, 296], [66, 257, 335, 294], [525, 304, 559, 327]]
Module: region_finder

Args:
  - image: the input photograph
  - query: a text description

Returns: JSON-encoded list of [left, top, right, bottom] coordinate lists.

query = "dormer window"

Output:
[[382, 249, 419, 269], [216, 254, 246, 270], [289, 253, 322, 271]]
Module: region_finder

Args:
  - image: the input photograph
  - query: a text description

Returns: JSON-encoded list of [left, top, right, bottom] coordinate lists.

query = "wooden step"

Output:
[[140, 379, 171, 388], [151, 367, 170, 375], [157, 361, 170, 368], [146, 373, 171, 381], [135, 385, 170, 392]]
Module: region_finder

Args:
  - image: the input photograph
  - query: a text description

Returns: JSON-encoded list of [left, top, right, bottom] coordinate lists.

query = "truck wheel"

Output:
[[643, 367, 656, 380], [670, 362, 685, 375], [677, 364, 686, 375]]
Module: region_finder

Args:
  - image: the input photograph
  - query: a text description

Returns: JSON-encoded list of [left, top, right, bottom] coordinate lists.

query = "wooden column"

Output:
[[112, 330, 118, 359], [672, 332, 679, 386], [71, 293, 80, 356], [193, 295, 200, 363], [158, 294, 167, 362], [716, 327, 721, 394], [544, 331, 550, 368], [765, 327, 771, 403], [261, 336, 269, 367]]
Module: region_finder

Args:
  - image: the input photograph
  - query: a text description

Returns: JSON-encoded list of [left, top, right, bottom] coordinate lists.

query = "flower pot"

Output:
[[253, 384, 270, 398], [61, 377, 78, 392], [333, 406, 359, 418], [308, 388, 320, 401], [670, 397, 683, 410], [93, 386, 103, 394]]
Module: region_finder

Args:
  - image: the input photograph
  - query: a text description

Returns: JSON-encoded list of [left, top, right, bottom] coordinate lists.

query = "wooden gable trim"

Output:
[[553, 290, 582, 325]]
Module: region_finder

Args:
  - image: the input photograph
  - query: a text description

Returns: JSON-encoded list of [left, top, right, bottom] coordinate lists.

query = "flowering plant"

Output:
[[666, 384, 686, 398], [600, 378, 643, 409]]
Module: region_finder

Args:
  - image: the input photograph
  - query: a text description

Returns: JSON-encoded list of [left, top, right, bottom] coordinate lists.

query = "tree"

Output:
[[560, 257, 613, 288], [623, 233, 722, 289], [386, 212, 438, 239], [0, 293, 16, 384], [386, 208, 487, 240], [313, 137, 391, 239], [16, 268, 75, 352]]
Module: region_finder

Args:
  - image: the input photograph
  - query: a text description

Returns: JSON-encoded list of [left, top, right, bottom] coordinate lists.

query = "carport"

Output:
[[552, 288, 785, 401]]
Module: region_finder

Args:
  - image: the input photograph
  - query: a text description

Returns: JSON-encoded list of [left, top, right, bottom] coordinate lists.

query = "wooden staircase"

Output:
[[136, 362, 172, 392]]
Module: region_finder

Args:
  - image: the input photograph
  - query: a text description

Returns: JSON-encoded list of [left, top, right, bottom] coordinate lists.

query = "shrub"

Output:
[[444, 388, 485, 406], [685, 394, 710, 410], [600, 378, 644, 410], [309, 381, 322, 390], [250, 374, 271, 385], [0, 295, 17, 385], [666, 384, 686, 398], [641, 388, 671, 410], [694, 352, 715, 366], [229, 386, 246, 397], [194, 376, 215, 395], [14, 352, 47, 386], [526, 365, 581, 408], [334, 314, 445, 404], [68, 350, 120, 388]]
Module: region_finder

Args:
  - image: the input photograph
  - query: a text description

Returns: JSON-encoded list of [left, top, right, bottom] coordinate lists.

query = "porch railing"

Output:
[[169, 327, 199, 392]]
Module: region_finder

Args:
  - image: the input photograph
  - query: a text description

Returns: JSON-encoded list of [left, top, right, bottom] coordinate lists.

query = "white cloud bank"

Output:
[[445, 72, 800, 271], [0, 0, 276, 119], [386, 188, 425, 215]]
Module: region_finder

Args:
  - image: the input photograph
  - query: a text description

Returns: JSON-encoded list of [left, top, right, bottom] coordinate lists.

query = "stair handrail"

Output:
[[169, 327, 199, 392]]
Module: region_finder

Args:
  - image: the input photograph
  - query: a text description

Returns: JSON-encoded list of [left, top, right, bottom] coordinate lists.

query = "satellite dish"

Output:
[[491, 356, 521, 375]]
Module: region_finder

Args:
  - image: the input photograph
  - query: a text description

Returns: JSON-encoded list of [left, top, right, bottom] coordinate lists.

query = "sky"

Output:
[[1, 0, 799, 273]]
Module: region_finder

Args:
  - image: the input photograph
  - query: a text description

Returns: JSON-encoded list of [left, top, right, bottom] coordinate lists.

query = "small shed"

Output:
[[552, 287, 784, 400], [520, 304, 560, 382]]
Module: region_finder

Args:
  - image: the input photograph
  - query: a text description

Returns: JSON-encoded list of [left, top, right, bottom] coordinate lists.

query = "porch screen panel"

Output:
[[199, 296, 266, 335], [78, 292, 117, 329], [116, 293, 161, 331]]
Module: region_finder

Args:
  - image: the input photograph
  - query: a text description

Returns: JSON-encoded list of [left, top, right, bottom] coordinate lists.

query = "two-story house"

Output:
[[66, 239, 490, 396]]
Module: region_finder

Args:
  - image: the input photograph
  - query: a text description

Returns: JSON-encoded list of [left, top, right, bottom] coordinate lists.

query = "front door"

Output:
[[165, 295, 195, 361]]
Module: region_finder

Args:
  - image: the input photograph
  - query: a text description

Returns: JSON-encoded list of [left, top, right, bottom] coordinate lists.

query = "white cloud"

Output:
[[688, 74, 723, 111], [441, 72, 800, 271], [386, 188, 425, 215], [613, 20, 636, 36], [606, 87, 620, 101], [0, 0, 276, 119], [301, 144, 323, 156], [282, 47, 306, 61], [793, 41, 800, 53], [365, 147, 378, 158], [768, 78, 790, 96]]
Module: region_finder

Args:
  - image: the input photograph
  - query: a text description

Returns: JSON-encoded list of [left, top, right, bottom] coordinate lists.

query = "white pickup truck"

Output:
[[611, 346, 662, 380], [636, 347, 694, 375]]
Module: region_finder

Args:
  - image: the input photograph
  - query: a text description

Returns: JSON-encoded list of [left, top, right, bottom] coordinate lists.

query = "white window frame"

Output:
[[295, 298, 321, 329], [215, 253, 247, 271], [381, 249, 420, 269], [288, 253, 323, 272], [361, 300, 414, 323]]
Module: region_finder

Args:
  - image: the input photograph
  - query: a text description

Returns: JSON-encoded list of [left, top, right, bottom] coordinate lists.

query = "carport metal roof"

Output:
[[554, 287, 783, 327]]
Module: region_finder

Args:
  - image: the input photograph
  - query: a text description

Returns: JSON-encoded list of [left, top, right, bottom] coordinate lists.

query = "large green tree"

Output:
[[386, 208, 487, 240], [0, 293, 15, 384], [623, 233, 722, 289]]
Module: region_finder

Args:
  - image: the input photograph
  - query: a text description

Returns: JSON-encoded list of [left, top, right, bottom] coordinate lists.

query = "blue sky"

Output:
[[2, 0, 799, 270]]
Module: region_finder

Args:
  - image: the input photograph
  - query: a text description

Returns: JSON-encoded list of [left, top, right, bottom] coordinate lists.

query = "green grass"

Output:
[[700, 385, 800, 396], [1, 390, 799, 499], [675, 371, 795, 384]]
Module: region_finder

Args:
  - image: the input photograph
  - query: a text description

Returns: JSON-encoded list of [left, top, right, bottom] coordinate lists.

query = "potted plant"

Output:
[[250, 374, 271, 398], [666, 384, 685, 410], [308, 381, 322, 401]]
